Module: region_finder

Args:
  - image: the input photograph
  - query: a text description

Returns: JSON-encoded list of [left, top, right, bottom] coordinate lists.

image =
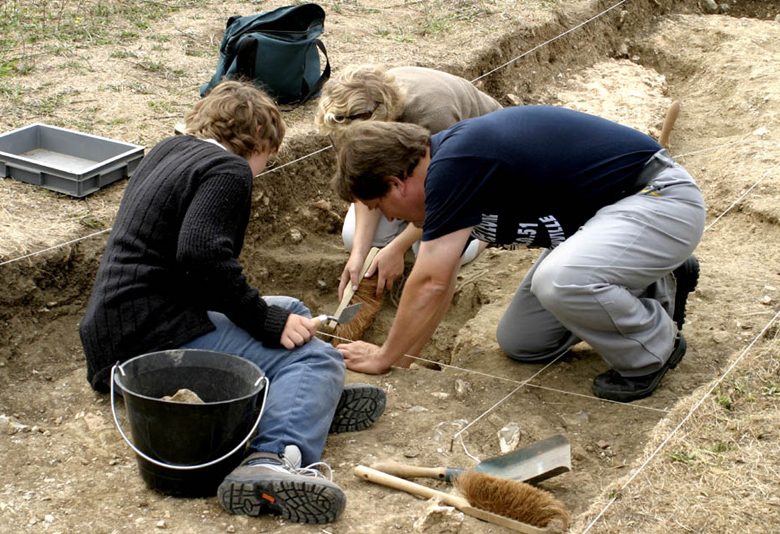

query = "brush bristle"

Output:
[[332, 275, 383, 344], [454, 470, 570, 532]]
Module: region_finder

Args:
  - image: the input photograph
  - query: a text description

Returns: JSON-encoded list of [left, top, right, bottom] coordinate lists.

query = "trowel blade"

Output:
[[336, 302, 362, 325], [475, 434, 572, 484]]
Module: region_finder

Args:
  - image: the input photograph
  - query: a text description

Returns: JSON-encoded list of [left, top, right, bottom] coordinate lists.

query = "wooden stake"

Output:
[[659, 100, 681, 149]]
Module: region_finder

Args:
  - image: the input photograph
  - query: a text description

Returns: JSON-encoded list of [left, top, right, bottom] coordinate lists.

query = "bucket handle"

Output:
[[110, 362, 269, 471]]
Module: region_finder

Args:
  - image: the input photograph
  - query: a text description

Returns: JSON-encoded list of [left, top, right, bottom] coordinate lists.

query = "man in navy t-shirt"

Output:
[[331, 106, 705, 402]]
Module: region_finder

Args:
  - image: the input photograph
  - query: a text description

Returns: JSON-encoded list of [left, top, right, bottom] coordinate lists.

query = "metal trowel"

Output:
[[314, 302, 362, 327], [371, 434, 571, 485]]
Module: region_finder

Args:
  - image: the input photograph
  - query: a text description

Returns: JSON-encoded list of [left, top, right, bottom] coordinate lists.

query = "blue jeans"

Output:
[[181, 296, 345, 465]]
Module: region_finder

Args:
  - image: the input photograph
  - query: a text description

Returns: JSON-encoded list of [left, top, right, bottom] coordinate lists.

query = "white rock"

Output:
[[498, 422, 521, 453], [289, 228, 303, 243], [753, 126, 769, 137], [412, 501, 464, 532], [701, 0, 719, 14]]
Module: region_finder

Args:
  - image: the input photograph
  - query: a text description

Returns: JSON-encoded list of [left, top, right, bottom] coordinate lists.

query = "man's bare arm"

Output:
[[376, 227, 472, 369]]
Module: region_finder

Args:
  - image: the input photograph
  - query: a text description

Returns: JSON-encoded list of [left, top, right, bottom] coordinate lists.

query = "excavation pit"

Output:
[[0, 1, 778, 532]]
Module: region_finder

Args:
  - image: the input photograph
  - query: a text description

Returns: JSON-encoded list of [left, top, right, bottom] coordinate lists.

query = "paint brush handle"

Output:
[[370, 460, 463, 482]]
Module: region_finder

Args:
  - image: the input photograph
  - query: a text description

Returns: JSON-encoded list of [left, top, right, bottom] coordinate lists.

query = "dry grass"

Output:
[[0, 177, 118, 258], [575, 324, 780, 533]]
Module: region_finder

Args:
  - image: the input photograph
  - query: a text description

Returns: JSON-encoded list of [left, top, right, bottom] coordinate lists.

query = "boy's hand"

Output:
[[280, 314, 316, 349]]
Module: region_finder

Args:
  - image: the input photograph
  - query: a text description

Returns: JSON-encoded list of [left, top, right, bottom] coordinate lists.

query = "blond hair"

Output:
[[314, 64, 406, 138], [185, 80, 285, 158], [333, 120, 429, 203]]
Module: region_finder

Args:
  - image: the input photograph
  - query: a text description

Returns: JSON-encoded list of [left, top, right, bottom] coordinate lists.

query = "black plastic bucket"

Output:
[[111, 349, 267, 497]]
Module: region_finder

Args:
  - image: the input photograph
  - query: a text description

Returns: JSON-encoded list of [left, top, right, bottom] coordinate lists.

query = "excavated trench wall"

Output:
[[3, 0, 766, 395], [1, 1, 778, 530]]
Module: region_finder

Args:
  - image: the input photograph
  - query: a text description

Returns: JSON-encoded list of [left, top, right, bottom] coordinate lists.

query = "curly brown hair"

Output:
[[314, 64, 406, 138], [184, 80, 285, 158]]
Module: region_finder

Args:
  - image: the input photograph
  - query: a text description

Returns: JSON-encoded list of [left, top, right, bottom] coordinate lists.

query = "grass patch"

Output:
[[668, 450, 697, 464], [148, 100, 176, 114], [0, 0, 200, 69], [416, 0, 493, 37], [110, 50, 137, 60]]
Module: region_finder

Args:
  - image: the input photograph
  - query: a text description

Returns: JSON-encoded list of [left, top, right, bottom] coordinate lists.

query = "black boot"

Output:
[[673, 256, 700, 330], [329, 383, 386, 433], [592, 335, 687, 402]]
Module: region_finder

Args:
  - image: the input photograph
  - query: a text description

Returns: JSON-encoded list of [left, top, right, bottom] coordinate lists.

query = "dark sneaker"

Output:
[[592, 335, 687, 402], [217, 452, 345, 524], [672, 256, 700, 330], [329, 383, 386, 434]]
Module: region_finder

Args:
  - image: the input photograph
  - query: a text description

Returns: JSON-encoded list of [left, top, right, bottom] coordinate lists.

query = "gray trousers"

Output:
[[496, 151, 706, 376]]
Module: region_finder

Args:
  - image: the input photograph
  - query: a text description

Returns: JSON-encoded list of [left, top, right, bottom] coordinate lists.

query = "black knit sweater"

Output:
[[79, 136, 290, 391]]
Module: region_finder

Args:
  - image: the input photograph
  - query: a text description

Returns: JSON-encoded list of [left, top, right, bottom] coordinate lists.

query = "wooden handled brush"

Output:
[[354, 465, 570, 533], [330, 247, 383, 344]]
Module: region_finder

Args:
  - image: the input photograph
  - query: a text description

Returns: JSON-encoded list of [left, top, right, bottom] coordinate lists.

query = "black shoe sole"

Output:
[[592, 336, 687, 402], [329, 383, 386, 434], [217, 476, 345, 524], [673, 256, 700, 330]]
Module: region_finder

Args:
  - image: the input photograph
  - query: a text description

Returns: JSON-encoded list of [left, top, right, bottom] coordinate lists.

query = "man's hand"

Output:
[[338, 251, 366, 300], [280, 313, 317, 349], [336, 341, 393, 374], [365, 245, 406, 297]]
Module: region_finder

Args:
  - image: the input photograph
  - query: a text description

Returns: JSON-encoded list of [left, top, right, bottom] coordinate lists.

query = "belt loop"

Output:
[[656, 148, 674, 166]]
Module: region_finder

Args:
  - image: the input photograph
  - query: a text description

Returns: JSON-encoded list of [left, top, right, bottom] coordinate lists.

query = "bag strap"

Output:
[[234, 35, 258, 80], [223, 4, 326, 54], [298, 39, 331, 104]]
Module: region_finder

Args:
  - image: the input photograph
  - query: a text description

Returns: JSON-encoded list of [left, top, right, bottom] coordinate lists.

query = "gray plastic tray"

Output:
[[0, 123, 145, 198]]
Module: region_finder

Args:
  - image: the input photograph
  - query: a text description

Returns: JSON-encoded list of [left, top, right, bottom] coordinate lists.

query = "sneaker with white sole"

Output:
[[217, 452, 345, 524], [329, 383, 386, 434]]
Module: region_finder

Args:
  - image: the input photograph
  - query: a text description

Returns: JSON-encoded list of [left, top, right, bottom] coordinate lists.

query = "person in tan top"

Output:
[[315, 65, 501, 308]]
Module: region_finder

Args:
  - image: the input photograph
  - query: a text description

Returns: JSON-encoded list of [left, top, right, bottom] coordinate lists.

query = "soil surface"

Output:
[[1, 1, 779, 533]]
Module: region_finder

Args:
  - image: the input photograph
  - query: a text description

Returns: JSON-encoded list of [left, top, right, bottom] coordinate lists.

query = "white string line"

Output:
[[256, 144, 332, 178], [320, 330, 669, 414], [673, 132, 753, 161], [704, 159, 779, 233], [0, 145, 335, 268], [0, 0, 733, 270], [0, 228, 111, 267], [470, 0, 629, 84], [2, 130, 762, 268], [582, 308, 780, 533], [0, 0, 626, 268]]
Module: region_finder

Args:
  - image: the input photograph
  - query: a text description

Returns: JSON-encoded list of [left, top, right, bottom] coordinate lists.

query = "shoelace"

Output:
[[247, 455, 334, 481]]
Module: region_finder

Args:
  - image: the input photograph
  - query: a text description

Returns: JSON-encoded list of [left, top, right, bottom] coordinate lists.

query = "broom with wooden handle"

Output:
[[329, 247, 383, 345], [354, 465, 570, 533]]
